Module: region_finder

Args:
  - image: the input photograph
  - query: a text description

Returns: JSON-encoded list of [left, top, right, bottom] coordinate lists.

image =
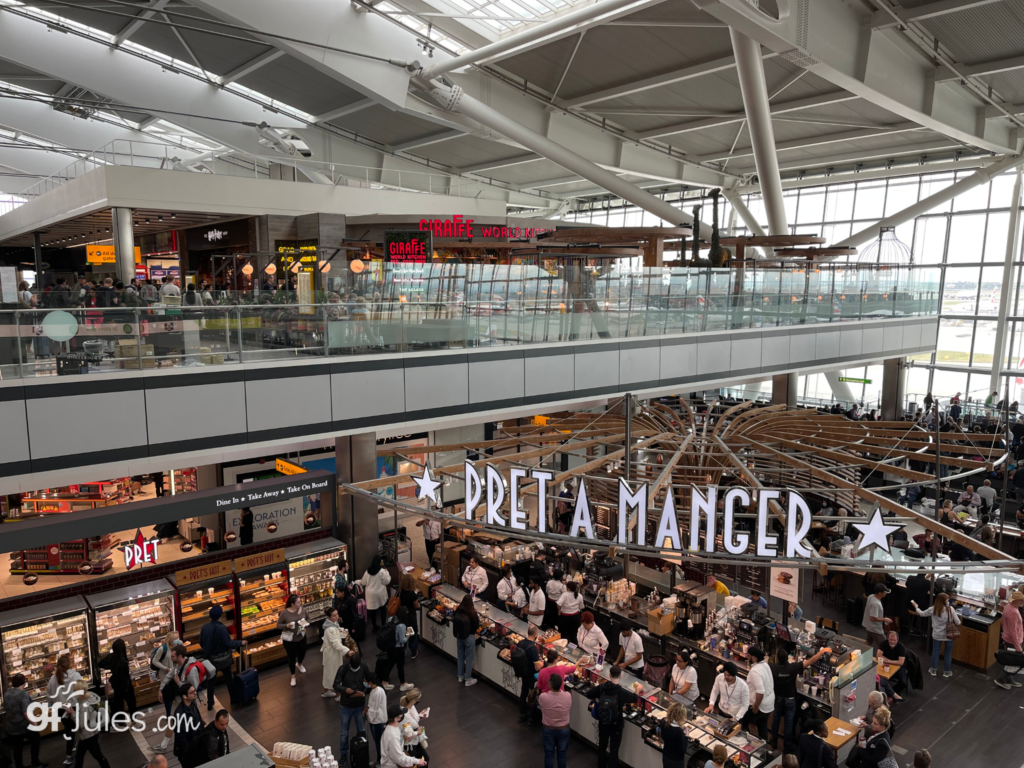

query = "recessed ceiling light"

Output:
[[158, 216, 163, 222], [171, 213, 176, 219], [145, 218, 150, 224]]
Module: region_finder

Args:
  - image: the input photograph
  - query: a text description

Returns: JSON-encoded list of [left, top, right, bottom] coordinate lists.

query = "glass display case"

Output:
[[0, 597, 92, 704], [237, 565, 289, 667], [88, 580, 176, 707], [285, 539, 347, 630], [171, 571, 238, 660]]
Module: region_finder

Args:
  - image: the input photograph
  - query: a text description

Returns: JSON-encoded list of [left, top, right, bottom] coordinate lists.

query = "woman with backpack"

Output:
[[359, 556, 392, 633], [910, 592, 961, 678], [452, 596, 480, 686], [98, 638, 135, 714], [277, 594, 309, 688], [378, 606, 414, 693]]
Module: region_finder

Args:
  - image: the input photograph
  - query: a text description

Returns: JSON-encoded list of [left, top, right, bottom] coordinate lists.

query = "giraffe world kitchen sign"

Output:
[[417, 216, 554, 242], [413, 462, 903, 559]]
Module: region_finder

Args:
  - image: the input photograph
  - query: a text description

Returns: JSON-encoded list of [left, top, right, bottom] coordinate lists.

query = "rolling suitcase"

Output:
[[349, 734, 370, 768], [352, 616, 367, 642], [228, 653, 259, 705]]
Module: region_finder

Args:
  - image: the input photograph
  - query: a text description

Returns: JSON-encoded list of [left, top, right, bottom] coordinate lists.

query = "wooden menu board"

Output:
[[175, 559, 232, 587], [234, 548, 286, 573]]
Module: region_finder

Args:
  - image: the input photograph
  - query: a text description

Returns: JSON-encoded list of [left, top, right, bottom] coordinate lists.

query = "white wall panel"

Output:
[[697, 339, 731, 374], [761, 335, 790, 369], [730, 337, 762, 371], [660, 343, 696, 381], [469, 358, 525, 404], [815, 331, 840, 360], [902, 322, 922, 350], [790, 333, 817, 363], [575, 350, 618, 390], [333, 368, 406, 421], [147, 382, 246, 444], [861, 326, 884, 355], [404, 363, 468, 411], [840, 327, 863, 358], [0, 400, 29, 465], [618, 346, 660, 385], [883, 324, 904, 352], [26, 390, 148, 459], [525, 354, 573, 396], [920, 320, 938, 347], [246, 375, 331, 429]]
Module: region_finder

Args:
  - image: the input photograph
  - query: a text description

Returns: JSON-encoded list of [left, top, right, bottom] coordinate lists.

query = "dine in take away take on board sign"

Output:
[[413, 461, 903, 558]]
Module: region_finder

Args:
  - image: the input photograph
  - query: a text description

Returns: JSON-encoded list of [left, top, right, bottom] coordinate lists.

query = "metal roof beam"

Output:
[[314, 98, 376, 124], [457, 153, 543, 174], [772, 138, 962, 172], [217, 48, 286, 86], [563, 52, 777, 109], [693, 0, 1016, 155], [635, 91, 857, 140], [112, 0, 171, 45], [389, 129, 465, 152], [692, 122, 925, 164], [868, 0, 1008, 29], [935, 54, 1024, 83]]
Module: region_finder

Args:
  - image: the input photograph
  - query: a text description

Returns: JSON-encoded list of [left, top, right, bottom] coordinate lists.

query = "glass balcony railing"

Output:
[[0, 263, 941, 380]]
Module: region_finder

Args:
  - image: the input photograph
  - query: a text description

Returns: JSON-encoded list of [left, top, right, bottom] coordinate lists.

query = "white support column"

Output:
[[824, 371, 857, 405], [729, 29, 788, 236], [723, 191, 767, 237], [416, 78, 712, 229], [110, 207, 135, 286], [990, 167, 1023, 394], [837, 152, 1024, 248]]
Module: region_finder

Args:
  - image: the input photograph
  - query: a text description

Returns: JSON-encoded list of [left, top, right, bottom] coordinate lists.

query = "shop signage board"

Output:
[[413, 462, 903, 562], [234, 548, 285, 573], [121, 529, 159, 570], [225, 493, 321, 549], [186, 219, 251, 251], [86, 245, 142, 265], [838, 376, 871, 384], [175, 559, 232, 587], [384, 230, 432, 263], [275, 458, 306, 475], [416, 216, 555, 242], [297, 271, 314, 315], [769, 565, 799, 602], [738, 564, 769, 593], [0, 266, 17, 303]]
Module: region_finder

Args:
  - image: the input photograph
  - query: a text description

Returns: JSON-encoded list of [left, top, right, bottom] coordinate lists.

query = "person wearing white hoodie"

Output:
[[47, 655, 83, 766], [380, 706, 425, 768], [69, 681, 111, 768]]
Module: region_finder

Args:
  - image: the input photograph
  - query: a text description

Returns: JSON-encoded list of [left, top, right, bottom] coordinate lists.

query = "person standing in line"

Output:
[[667, 651, 698, 707], [913, 750, 931, 768], [577, 612, 609, 660], [615, 625, 645, 675], [359, 556, 392, 633], [910, 593, 961, 677], [452, 595, 480, 686], [544, 570, 566, 629], [363, 673, 388, 767], [199, 606, 245, 711], [585, 665, 638, 768], [379, 706, 426, 768], [70, 680, 110, 768], [47, 654, 82, 766], [3, 673, 45, 768], [525, 578, 547, 627], [335, 586, 358, 635], [743, 646, 774, 738], [538, 673, 572, 768], [172, 684, 204, 768], [705, 744, 728, 768], [334, 559, 349, 600], [658, 703, 689, 768], [381, 606, 414, 693], [333, 653, 368, 764], [704, 662, 749, 722], [320, 607, 350, 700], [416, 518, 442, 569], [276, 594, 308, 688], [497, 566, 518, 609], [160, 276, 180, 298], [399, 688, 428, 758], [188, 710, 230, 767], [98, 638, 136, 714], [556, 581, 584, 642], [398, 573, 421, 660], [796, 720, 837, 768], [516, 625, 544, 724], [461, 556, 489, 597], [995, 590, 1024, 689], [862, 582, 892, 647]]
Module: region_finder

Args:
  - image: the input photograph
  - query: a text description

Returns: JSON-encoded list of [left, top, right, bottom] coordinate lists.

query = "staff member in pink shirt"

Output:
[[538, 673, 572, 768], [996, 591, 1024, 689]]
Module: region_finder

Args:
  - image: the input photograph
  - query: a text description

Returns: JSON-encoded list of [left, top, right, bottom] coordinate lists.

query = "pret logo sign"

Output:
[[121, 529, 159, 571]]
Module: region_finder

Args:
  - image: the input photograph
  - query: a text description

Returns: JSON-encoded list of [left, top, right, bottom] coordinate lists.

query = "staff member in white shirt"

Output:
[[668, 651, 699, 706], [577, 612, 609, 659], [461, 556, 489, 597], [556, 581, 584, 641], [497, 567, 518, 605], [380, 705, 426, 768], [416, 518, 442, 568], [505, 582, 528, 618], [615, 626, 645, 673], [526, 578, 547, 626], [705, 662, 749, 722], [742, 646, 774, 737], [545, 570, 566, 629]]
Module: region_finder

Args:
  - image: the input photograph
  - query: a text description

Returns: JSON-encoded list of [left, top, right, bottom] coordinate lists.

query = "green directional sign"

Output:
[[839, 376, 872, 384]]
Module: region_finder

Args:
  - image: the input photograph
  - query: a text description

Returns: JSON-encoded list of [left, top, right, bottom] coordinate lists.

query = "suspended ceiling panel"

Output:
[[329, 104, 445, 147], [18, 0, 125, 35], [491, 35, 585, 95], [487, 157, 568, 185], [416, 136, 534, 168], [236, 56, 365, 116]]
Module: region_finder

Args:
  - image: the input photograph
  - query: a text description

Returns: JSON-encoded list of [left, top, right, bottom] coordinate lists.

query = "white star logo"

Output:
[[850, 507, 904, 554], [413, 466, 442, 505]]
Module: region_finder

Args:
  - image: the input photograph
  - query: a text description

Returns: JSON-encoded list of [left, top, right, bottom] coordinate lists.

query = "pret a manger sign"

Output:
[[414, 462, 815, 558]]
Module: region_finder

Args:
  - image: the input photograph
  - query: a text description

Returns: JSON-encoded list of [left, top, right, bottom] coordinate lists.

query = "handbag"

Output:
[[878, 746, 899, 768], [210, 651, 233, 671], [945, 606, 961, 639], [387, 595, 401, 617]]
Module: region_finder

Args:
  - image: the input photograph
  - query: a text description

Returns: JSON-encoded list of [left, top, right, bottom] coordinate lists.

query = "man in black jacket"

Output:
[[199, 606, 245, 711], [188, 710, 229, 766], [333, 653, 368, 764], [585, 665, 638, 768]]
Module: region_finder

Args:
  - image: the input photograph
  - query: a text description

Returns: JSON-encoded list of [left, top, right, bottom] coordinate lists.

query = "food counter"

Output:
[[171, 567, 237, 661], [235, 561, 289, 668], [418, 584, 769, 768], [87, 580, 176, 707], [285, 538, 347, 639]]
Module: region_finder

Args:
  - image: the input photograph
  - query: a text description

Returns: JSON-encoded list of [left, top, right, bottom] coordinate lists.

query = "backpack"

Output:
[[185, 725, 215, 765], [510, 642, 532, 678], [593, 683, 620, 725], [150, 644, 167, 672], [356, 599, 368, 622], [184, 660, 208, 688], [376, 618, 398, 653]]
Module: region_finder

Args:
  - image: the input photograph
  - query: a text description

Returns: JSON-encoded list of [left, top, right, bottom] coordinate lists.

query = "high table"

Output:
[[419, 583, 770, 768]]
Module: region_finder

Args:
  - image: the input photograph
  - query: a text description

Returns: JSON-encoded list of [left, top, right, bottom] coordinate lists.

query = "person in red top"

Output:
[[537, 649, 576, 694], [996, 591, 1024, 689]]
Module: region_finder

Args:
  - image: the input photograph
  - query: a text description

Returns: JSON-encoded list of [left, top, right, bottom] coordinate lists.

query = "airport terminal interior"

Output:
[[2, 0, 1024, 767]]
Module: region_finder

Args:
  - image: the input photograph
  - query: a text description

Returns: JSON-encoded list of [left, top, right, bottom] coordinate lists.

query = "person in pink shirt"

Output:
[[538, 673, 572, 768], [537, 649, 577, 694], [996, 591, 1024, 689]]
